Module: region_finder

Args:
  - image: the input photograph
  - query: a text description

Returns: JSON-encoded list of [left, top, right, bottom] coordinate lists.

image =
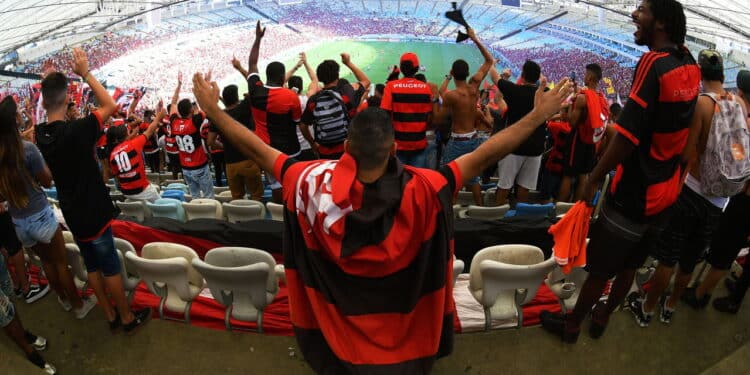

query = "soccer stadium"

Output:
[[0, 0, 749, 374]]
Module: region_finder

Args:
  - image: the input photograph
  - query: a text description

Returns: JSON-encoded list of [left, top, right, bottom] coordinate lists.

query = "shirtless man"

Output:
[[434, 27, 494, 205]]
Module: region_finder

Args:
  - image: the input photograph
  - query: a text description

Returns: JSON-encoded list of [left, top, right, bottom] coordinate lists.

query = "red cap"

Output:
[[400, 52, 419, 67]]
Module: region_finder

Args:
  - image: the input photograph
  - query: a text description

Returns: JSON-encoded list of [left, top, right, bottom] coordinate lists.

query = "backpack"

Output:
[[310, 89, 350, 146], [700, 92, 750, 197], [577, 89, 609, 144]]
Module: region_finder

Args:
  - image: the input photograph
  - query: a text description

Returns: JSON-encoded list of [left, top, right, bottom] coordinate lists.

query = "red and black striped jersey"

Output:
[[247, 73, 302, 156], [96, 118, 125, 148], [381, 77, 434, 151], [610, 47, 701, 219], [109, 135, 149, 195], [545, 120, 571, 174], [273, 152, 459, 373], [169, 113, 208, 169]]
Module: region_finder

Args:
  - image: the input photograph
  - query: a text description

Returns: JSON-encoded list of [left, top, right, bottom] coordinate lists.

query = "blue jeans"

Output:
[[397, 149, 428, 169], [182, 164, 214, 199], [75, 227, 121, 277], [442, 137, 482, 184], [0, 255, 15, 327], [12, 205, 58, 248], [424, 140, 438, 170]]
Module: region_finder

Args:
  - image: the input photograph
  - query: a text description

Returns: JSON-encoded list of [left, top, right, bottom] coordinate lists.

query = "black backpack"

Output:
[[309, 89, 350, 146]]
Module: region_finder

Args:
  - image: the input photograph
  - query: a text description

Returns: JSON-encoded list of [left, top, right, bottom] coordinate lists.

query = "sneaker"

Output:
[[24, 331, 47, 351], [713, 296, 741, 314], [24, 284, 50, 304], [74, 295, 98, 319], [57, 296, 72, 312], [27, 351, 56, 374], [627, 293, 652, 327], [659, 295, 674, 324], [539, 310, 579, 343], [123, 307, 152, 335], [681, 287, 710, 310]]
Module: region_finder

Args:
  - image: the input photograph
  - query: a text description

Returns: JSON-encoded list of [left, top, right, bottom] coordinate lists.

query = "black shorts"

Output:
[[650, 186, 723, 273], [586, 200, 671, 279], [707, 193, 750, 270], [0, 212, 22, 256], [563, 131, 596, 177], [96, 146, 109, 160], [167, 153, 180, 169]]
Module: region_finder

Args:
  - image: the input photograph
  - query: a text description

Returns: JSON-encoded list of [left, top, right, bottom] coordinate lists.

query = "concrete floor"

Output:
[[2, 289, 749, 375]]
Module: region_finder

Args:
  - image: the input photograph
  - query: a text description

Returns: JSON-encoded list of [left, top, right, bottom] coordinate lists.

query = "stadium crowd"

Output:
[[0, 0, 749, 374]]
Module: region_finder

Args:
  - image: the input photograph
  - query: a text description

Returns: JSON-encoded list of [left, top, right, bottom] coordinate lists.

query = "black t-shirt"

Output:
[[36, 113, 115, 239], [497, 79, 547, 156], [209, 96, 255, 164]]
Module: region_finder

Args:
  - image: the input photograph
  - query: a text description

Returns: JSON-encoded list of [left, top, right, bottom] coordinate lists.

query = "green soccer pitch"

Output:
[[236, 40, 487, 95]]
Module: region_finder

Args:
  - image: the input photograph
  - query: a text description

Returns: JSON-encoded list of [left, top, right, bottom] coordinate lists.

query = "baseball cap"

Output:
[[737, 70, 750, 93], [698, 49, 723, 74], [400, 52, 419, 67]]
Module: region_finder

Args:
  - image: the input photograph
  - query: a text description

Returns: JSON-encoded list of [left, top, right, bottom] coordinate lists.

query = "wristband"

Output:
[[445, 75, 452, 81]]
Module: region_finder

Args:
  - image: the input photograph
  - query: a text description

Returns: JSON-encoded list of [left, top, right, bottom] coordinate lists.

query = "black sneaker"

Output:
[[24, 284, 50, 304], [27, 350, 56, 374], [123, 307, 152, 335], [589, 302, 610, 339], [627, 293, 652, 327], [659, 295, 674, 324], [713, 296, 741, 314], [681, 287, 710, 310], [539, 310, 579, 343], [24, 331, 47, 351]]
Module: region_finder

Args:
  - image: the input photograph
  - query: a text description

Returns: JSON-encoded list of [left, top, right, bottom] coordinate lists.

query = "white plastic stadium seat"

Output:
[[555, 202, 575, 217], [125, 242, 205, 323], [266, 202, 284, 221], [191, 247, 282, 332], [453, 256, 464, 289], [468, 245, 556, 330], [114, 238, 141, 303], [483, 188, 497, 207], [146, 172, 162, 185], [460, 205, 510, 220], [545, 266, 589, 314], [215, 190, 234, 203], [65, 243, 88, 292], [213, 186, 230, 195], [116, 200, 151, 222], [146, 198, 186, 222], [182, 199, 223, 221], [223, 200, 266, 223]]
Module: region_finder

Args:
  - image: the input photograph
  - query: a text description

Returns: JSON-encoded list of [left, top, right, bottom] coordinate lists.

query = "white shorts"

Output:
[[496, 154, 542, 190], [125, 184, 161, 203]]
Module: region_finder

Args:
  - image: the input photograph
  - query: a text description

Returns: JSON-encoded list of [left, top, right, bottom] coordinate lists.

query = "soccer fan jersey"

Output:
[[138, 121, 159, 154], [247, 73, 302, 156], [609, 47, 701, 219], [381, 77, 433, 152], [545, 120, 571, 174], [169, 113, 208, 170], [109, 135, 149, 195], [274, 152, 459, 373]]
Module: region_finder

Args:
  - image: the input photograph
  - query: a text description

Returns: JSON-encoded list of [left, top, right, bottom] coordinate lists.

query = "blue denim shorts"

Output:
[[12, 205, 58, 248], [75, 227, 121, 277], [442, 137, 482, 184], [0, 255, 15, 328]]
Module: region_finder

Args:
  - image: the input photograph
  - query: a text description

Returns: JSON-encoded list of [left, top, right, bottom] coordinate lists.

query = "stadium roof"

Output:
[[0, 0, 747, 57]]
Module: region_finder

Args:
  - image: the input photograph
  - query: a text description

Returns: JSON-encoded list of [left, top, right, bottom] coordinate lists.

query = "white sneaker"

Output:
[[57, 296, 72, 312], [43, 363, 57, 375], [74, 295, 98, 319]]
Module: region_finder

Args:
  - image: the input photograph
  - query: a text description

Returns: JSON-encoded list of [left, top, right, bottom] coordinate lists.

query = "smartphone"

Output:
[[571, 71, 577, 83]]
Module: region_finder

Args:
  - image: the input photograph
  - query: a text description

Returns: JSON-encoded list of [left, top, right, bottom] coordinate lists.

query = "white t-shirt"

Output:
[[297, 95, 311, 150]]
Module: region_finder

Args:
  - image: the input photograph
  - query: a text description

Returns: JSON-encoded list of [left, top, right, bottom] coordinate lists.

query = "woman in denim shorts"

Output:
[[0, 97, 95, 319]]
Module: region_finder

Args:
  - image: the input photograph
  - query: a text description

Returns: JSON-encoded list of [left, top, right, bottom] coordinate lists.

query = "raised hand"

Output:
[[340, 53, 351, 65], [231, 55, 242, 70], [156, 100, 165, 116], [299, 52, 307, 64], [71, 48, 89, 78], [501, 68, 512, 79], [255, 21, 266, 39], [534, 78, 572, 120], [177, 71, 183, 84], [192, 72, 220, 115]]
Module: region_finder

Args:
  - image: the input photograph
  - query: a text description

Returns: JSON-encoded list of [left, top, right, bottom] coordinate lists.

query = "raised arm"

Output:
[[299, 52, 319, 97], [248, 21, 266, 75], [454, 79, 572, 182], [568, 93, 586, 129], [439, 74, 452, 96], [489, 65, 501, 87], [468, 28, 493, 85], [142, 101, 166, 139], [71, 48, 115, 121], [231, 56, 249, 79], [285, 59, 304, 83], [193, 72, 279, 174], [341, 53, 371, 91], [169, 72, 182, 116]]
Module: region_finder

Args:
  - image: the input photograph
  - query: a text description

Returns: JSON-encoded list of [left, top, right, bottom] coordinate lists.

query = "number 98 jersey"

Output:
[[169, 113, 208, 170]]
